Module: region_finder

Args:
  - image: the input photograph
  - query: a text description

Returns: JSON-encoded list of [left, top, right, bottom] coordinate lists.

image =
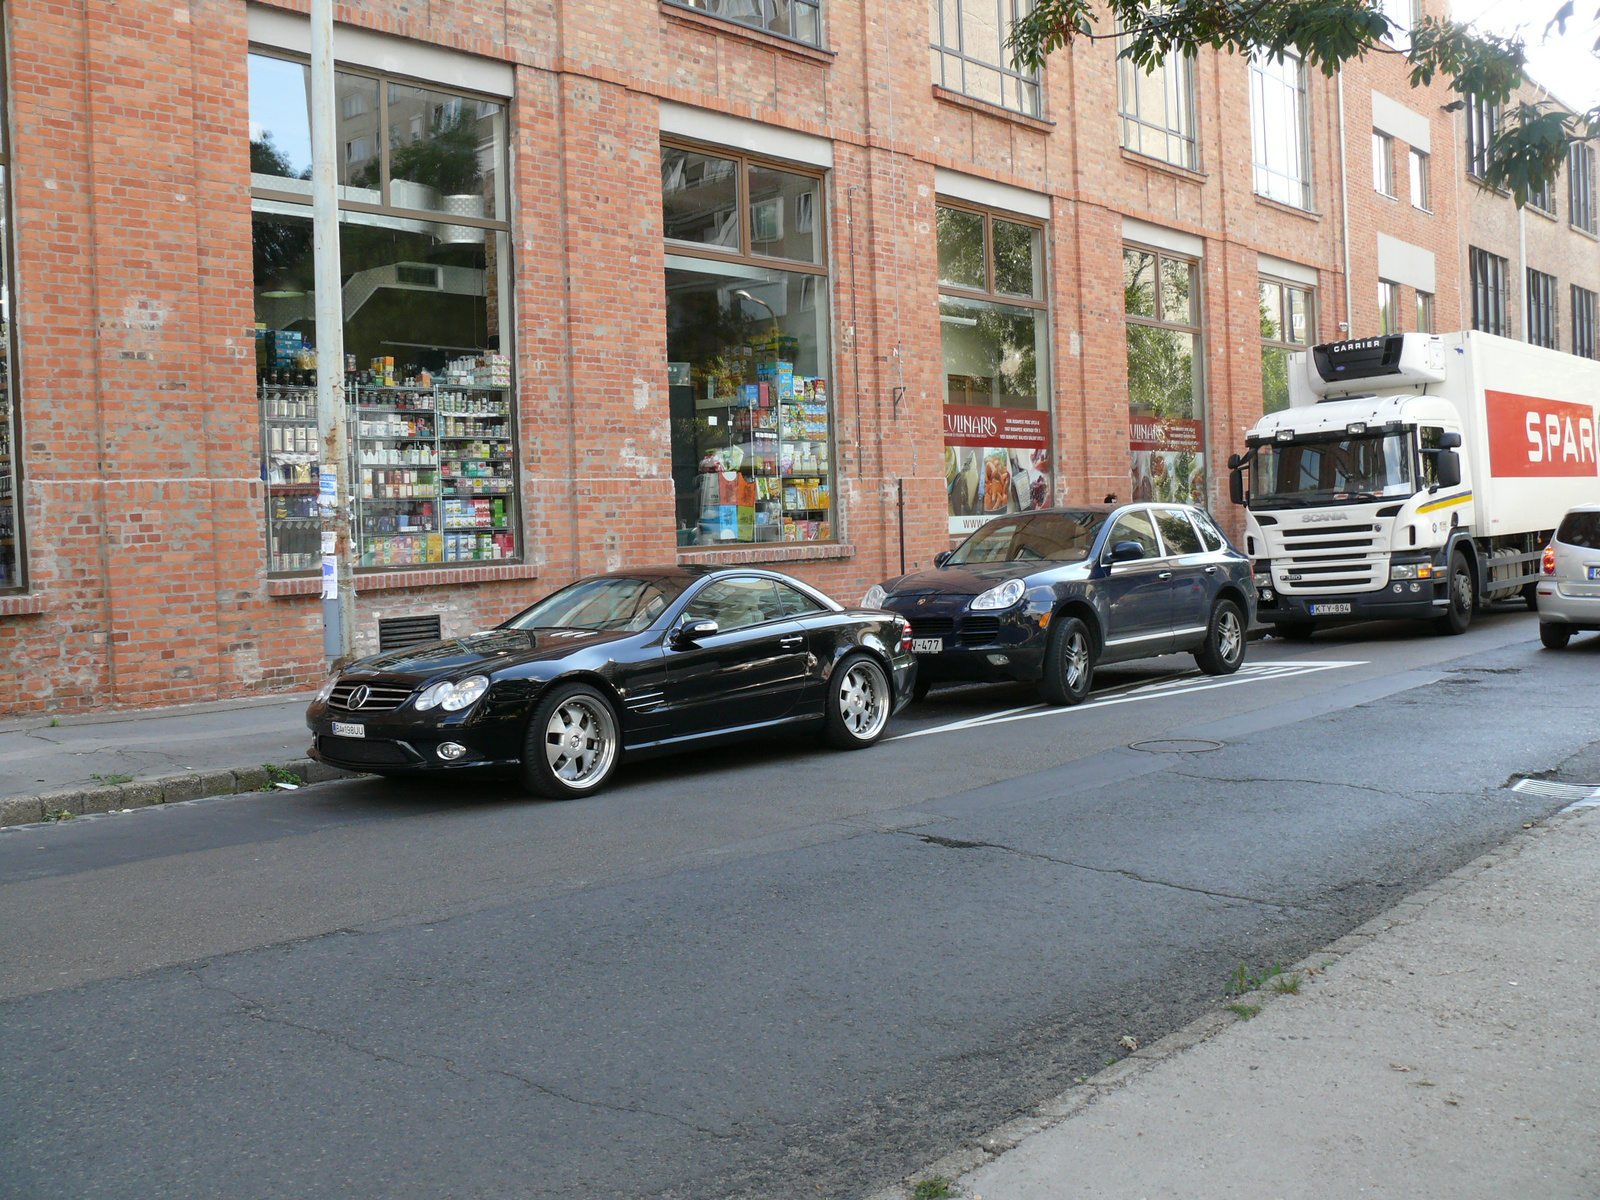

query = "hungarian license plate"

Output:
[[1309, 603, 1352, 616], [1588, 567, 1600, 580], [912, 638, 944, 654], [331, 721, 366, 738]]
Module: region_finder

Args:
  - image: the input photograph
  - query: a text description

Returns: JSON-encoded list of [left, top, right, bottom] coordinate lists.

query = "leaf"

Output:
[[1544, 0, 1575, 38]]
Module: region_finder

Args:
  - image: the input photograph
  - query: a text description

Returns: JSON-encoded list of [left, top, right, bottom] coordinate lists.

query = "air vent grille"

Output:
[[378, 614, 443, 652]]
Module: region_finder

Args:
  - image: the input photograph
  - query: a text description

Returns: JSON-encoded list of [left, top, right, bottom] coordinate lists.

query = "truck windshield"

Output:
[[1251, 433, 1414, 508]]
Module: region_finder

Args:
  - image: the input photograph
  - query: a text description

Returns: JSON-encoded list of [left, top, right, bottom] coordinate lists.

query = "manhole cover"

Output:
[[1128, 738, 1225, 754]]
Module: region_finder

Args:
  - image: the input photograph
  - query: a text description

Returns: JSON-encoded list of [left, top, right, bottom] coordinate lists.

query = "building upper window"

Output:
[[1527, 269, 1559, 350], [249, 52, 517, 575], [667, 0, 822, 46], [1527, 173, 1556, 216], [1409, 147, 1431, 210], [1465, 95, 1498, 181], [1250, 49, 1312, 209], [1378, 279, 1401, 335], [1379, 0, 1421, 45], [661, 141, 835, 547], [0, 25, 19, 592], [1416, 289, 1435, 333], [1125, 245, 1206, 504], [937, 203, 1051, 534], [1260, 277, 1314, 415], [930, 0, 1043, 118], [1117, 39, 1197, 169], [1469, 246, 1509, 336], [1373, 131, 1395, 197], [1573, 285, 1598, 360], [1570, 142, 1597, 234]]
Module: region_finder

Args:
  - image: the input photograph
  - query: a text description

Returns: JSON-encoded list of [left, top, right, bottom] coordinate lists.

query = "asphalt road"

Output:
[[4, 611, 1599, 1199]]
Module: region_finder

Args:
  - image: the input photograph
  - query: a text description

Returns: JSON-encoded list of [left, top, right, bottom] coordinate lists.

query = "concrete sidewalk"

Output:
[[893, 794, 1600, 1200]]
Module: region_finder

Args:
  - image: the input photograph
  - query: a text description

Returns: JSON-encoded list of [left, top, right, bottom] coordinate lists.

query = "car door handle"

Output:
[[1204, 565, 1218, 574], [1158, 571, 1173, 581], [779, 636, 806, 650]]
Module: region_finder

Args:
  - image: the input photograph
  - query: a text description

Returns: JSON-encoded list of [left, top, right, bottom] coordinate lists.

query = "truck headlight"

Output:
[[1389, 561, 1435, 581], [971, 579, 1026, 611]]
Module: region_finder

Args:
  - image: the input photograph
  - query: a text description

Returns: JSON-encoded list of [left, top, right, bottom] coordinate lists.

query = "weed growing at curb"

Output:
[[1272, 972, 1303, 995], [261, 764, 301, 790], [1226, 1003, 1262, 1019], [90, 773, 135, 786], [1227, 962, 1284, 996], [912, 1179, 955, 1200], [41, 809, 76, 823], [48, 718, 59, 727]]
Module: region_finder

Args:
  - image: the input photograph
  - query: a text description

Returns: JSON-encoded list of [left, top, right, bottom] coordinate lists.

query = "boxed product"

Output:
[[756, 360, 794, 400]]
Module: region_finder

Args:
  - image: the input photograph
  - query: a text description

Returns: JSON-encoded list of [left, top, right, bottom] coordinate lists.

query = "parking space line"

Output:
[[891, 660, 1367, 741]]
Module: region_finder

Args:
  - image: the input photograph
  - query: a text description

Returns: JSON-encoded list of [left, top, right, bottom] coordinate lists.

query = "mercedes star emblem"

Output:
[[347, 684, 371, 709]]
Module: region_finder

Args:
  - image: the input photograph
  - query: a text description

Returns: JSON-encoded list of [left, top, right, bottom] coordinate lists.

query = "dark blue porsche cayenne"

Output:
[[864, 504, 1255, 705]]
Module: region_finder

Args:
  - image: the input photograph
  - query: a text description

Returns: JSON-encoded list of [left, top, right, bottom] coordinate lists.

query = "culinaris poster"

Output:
[[943, 405, 1051, 534]]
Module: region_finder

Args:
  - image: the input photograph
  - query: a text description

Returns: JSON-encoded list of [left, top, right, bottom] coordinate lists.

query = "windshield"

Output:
[[1251, 433, 1414, 508], [504, 577, 684, 632], [947, 511, 1110, 565]]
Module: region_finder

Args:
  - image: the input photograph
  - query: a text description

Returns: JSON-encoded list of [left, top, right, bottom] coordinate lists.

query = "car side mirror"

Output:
[[1436, 448, 1462, 489], [672, 619, 718, 646], [1229, 467, 1246, 506], [934, 550, 953, 567], [1108, 540, 1146, 564]]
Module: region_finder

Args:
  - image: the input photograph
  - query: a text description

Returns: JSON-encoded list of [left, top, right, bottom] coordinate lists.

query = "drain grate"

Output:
[[1128, 738, 1226, 754], [1511, 778, 1600, 807]]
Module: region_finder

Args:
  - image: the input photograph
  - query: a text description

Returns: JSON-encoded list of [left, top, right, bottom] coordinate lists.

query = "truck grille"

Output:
[[1268, 523, 1383, 593], [328, 681, 415, 712]]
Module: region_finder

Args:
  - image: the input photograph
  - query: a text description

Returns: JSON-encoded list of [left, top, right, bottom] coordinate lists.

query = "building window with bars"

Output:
[[1117, 39, 1197, 169], [1469, 247, 1509, 336], [930, 0, 1043, 118], [1571, 142, 1597, 234], [1465, 95, 1498, 180], [666, 0, 822, 46], [1259, 277, 1314, 415], [1378, 280, 1401, 335], [1250, 49, 1312, 209], [1526, 269, 1559, 349], [1372, 131, 1395, 196], [1409, 148, 1430, 210], [1573, 286, 1598, 360], [1416, 290, 1435, 333], [1125, 245, 1206, 504]]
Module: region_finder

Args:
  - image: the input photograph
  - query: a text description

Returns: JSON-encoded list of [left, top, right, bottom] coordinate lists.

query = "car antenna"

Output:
[[1103, 493, 1117, 503]]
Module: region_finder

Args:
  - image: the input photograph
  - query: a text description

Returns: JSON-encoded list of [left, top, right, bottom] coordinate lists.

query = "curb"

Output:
[[864, 805, 1581, 1200], [0, 759, 361, 830]]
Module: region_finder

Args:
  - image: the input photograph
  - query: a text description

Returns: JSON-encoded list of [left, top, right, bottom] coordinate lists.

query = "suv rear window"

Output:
[[1558, 511, 1600, 549]]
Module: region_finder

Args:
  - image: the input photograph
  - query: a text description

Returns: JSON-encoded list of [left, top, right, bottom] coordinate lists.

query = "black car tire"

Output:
[[519, 681, 622, 799], [1523, 581, 1539, 611], [1037, 616, 1095, 707], [1432, 550, 1475, 636], [1194, 598, 1247, 676], [822, 653, 893, 749], [1540, 621, 1572, 649], [912, 677, 933, 704], [1276, 622, 1316, 641]]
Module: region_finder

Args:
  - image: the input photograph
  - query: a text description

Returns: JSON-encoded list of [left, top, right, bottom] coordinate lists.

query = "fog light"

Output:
[[1393, 584, 1403, 594], [987, 654, 1010, 665], [437, 742, 467, 761], [1261, 587, 1274, 601], [1409, 582, 1421, 593]]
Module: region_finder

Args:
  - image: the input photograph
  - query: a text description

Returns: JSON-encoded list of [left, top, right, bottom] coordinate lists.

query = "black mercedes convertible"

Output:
[[306, 567, 917, 798]]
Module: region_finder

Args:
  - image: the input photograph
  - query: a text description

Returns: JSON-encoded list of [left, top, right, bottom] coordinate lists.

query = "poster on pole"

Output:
[[943, 405, 1052, 535]]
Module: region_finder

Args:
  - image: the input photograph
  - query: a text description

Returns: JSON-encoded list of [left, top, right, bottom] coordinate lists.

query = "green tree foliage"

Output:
[[1010, 0, 1599, 208]]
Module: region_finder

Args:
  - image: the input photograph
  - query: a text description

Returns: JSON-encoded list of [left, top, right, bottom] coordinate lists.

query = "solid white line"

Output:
[[891, 661, 1365, 741]]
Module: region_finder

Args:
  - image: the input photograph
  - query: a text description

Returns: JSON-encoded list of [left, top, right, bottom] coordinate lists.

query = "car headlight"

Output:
[[314, 674, 339, 703], [415, 675, 490, 712], [971, 579, 1026, 611], [861, 584, 888, 609]]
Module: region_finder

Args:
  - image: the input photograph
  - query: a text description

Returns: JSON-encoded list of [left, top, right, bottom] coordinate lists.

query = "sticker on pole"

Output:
[[318, 468, 338, 514], [321, 554, 338, 600]]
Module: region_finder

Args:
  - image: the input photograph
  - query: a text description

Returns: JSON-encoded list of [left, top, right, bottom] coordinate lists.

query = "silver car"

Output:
[[1536, 505, 1600, 648]]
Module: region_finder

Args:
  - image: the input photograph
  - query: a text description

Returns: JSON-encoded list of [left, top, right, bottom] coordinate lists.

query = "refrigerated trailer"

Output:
[[1228, 331, 1600, 636]]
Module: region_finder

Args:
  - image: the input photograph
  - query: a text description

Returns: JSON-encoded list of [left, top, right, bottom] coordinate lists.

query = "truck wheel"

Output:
[[1522, 581, 1538, 611], [1038, 617, 1095, 706], [1432, 550, 1474, 636], [1195, 599, 1246, 676], [1540, 622, 1572, 649]]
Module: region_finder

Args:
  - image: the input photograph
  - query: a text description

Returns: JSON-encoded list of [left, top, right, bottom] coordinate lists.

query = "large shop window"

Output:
[[1259, 277, 1312, 415], [1124, 245, 1205, 505], [936, 203, 1050, 535], [663, 143, 834, 546], [0, 32, 19, 593], [249, 52, 515, 574]]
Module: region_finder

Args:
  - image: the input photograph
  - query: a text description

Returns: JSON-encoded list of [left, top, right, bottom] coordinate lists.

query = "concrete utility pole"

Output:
[[309, 0, 355, 668]]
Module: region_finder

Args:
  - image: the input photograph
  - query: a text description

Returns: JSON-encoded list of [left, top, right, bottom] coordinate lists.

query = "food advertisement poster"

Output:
[[1129, 415, 1206, 504], [943, 405, 1051, 534]]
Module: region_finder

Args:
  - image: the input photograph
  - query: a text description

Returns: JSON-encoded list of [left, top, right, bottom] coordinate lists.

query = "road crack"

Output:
[[907, 834, 1309, 910], [494, 1068, 743, 1139], [1163, 771, 1456, 801]]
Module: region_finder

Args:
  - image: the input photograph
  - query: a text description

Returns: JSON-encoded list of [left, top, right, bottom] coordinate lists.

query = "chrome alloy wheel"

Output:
[[1064, 629, 1091, 689], [836, 660, 889, 741], [1218, 608, 1243, 663], [543, 695, 617, 789]]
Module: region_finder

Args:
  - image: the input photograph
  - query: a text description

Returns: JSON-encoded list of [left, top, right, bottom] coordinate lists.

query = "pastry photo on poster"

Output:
[[943, 405, 1051, 534], [1129, 414, 1206, 505]]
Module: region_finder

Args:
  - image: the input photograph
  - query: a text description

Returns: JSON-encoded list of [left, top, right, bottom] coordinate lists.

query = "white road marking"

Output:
[[892, 660, 1368, 741]]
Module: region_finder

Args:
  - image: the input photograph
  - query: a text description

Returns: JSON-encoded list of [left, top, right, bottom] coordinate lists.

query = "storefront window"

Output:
[[0, 32, 19, 592], [249, 52, 514, 573], [937, 204, 1050, 535], [1259, 277, 1313, 414], [663, 142, 834, 546], [1125, 245, 1205, 504]]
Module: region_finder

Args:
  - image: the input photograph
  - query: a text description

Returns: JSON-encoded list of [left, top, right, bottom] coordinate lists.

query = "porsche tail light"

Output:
[[1543, 545, 1557, 574]]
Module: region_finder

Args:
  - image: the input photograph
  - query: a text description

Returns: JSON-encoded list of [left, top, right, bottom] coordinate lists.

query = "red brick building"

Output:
[[0, 0, 1582, 715]]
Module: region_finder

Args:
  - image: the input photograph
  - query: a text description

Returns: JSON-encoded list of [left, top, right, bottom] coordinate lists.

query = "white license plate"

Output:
[[1588, 567, 1600, 580], [912, 638, 944, 654], [331, 721, 365, 738], [1309, 603, 1352, 615]]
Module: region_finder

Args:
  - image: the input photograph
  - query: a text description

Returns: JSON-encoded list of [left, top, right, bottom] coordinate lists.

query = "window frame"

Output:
[[661, 137, 829, 277], [1116, 36, 1199, 170], [1465, 95, 1498, 181], [1249, 48, 1314, 210], [1572, 285, 1598, 360], [1378, 279, 1401, 335], [930, 0, 1044, 119], [1526, 268, 1559, 350], [0, 17, 22, 594], [661, 0, 825, 49], [1570, 142, 1597, 235], [1415, 289, 1435, 333], [1259, 274, 1314, 416], [1527, 174, 1556, 217], [1469, 246, 1510, 336], [1124, 243, 1208, 507], [934, 198, 1048, 310], [1372, 130, 1395, 197], [1408, 146, 1431, 211]]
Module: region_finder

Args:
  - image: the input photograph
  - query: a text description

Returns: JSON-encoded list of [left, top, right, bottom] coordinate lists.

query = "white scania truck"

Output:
[[1228, 330, 1600, 637]]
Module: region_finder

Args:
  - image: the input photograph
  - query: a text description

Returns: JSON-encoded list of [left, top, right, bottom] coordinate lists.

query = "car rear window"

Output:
[[1557, 511, 1600, 549]]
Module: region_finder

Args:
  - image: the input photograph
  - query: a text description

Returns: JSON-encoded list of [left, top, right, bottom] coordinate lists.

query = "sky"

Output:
[[1452, 0, 1600, 112]]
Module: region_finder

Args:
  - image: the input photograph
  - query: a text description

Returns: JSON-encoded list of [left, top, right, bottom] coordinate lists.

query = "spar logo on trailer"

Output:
[[1485, 390, 1598, 478]]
